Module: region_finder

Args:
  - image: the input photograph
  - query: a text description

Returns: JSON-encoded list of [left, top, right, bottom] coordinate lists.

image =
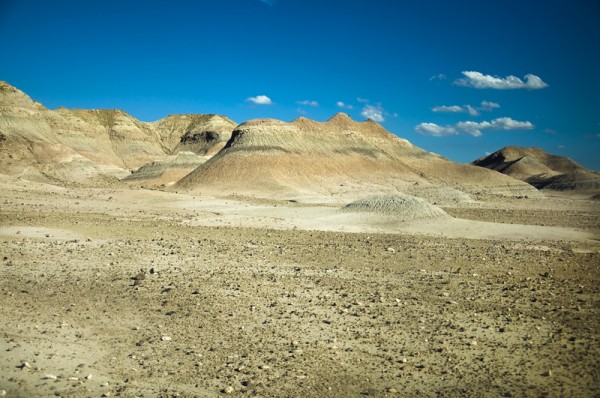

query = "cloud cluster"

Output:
[[480, 100, 500, 111], [432, 100, 500, 116], [429, 73, 447, 81], [246, 95, 272, 105], [416, 117, 534, 137], [296, 100, 319, 107], [336, 101, 353, 109], [432, 104, 478, 116], [336, 98, 387, 122], [361, 104, 385, 122], [454, 71, 549, 90]]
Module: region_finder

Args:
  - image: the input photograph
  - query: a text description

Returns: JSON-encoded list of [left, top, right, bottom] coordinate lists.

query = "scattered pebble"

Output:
[[43, 374, 58, 380], [161, 335, 172, 341]]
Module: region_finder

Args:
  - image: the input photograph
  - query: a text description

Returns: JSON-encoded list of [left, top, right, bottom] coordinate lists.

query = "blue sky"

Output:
[[1, 0, 599, 169]]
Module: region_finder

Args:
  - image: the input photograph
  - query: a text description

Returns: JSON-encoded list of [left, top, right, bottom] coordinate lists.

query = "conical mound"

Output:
[[342, 194, 448, 222]]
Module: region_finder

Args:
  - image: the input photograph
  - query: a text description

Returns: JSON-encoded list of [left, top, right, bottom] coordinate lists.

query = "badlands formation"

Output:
[[474, 146, 600, 193], [0, 81, 599, 397]]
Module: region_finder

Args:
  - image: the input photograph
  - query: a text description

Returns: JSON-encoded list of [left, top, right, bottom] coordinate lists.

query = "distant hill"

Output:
[[473, 146, 600, 192], [176, 115, 541, 202], [0, 81, 235, 186]]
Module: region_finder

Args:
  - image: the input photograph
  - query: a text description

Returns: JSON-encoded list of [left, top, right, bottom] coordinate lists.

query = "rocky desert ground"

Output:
[[1, 176, 599, 398]]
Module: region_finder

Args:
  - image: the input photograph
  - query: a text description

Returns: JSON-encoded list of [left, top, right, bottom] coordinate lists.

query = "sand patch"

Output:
[[0, 226, 83, 240]]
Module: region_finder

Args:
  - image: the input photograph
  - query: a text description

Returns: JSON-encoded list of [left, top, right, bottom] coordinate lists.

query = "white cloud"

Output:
[[361, 104, 384, 122], [432, 104, 479, 116], [432, 101, 502, 116], [416, 117, 534, 137], [454, 71, 549, 90], [296, 100, 319, 107], [336, 101, 353, 109], [415, 123, 458, 137], [490, 117, 533, 130], [356, 97, 370, 103], [455, 121, 488, 137], [432, 105, 464, 113], [480, 100, 500, 111], [246, 95, 272, 105], [465, 105, 479, 116], [429, 73, 447, 81]]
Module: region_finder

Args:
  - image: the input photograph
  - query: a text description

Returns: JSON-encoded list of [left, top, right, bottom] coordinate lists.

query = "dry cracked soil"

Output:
[[0, 181, 599, 398]]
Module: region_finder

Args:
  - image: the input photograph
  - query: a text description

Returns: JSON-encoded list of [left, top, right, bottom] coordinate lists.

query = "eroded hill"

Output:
[[473, 146, 600, 193], [0, 81, 234, 186], [176, 115, 541, 202]]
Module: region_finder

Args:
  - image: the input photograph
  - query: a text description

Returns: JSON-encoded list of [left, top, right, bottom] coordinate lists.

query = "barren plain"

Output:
[[1, 176, 599, 398]]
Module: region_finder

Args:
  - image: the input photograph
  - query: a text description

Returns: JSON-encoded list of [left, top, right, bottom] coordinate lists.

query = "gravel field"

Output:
[[0, 182, 599, 397]]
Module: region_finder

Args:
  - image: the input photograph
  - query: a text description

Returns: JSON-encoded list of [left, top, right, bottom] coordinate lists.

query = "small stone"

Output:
[[86, 373, 93, 380], [386, 247, 395, 253], [470, 340, 478, 346], [258, 365, 270, 370], [222, 386, 234, 394], [0, 390, 6, 396], [132, 270, 146, 281], [542, 370, 553, 377], [388, 388, 398, 393], [44, 374, 58, 380], [161, 336, 172, 341], [21, 361, 32, 369], [68, 377, 79, 381], [241, 379, 254, 387]]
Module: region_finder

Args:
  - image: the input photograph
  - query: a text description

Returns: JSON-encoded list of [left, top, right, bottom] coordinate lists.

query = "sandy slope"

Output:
[[0, 177, 599, 397]]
